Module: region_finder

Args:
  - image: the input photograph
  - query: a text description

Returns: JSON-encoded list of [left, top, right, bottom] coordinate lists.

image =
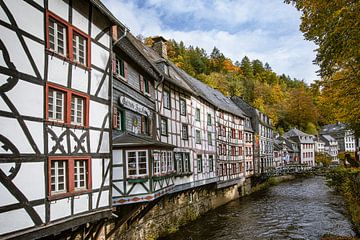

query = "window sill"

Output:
[[48, 189, 91, 201], [114, 74, 127, 82], [127, 176, 149, 183], [46, 49, 90, 71], [46, 120, 88, 129]]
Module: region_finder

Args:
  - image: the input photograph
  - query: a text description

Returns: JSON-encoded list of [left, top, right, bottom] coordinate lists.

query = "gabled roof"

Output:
[[113, 132, 175, 149], [277, 136, 300, 152]]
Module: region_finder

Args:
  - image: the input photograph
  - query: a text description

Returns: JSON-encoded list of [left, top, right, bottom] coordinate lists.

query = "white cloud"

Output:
[[102, 0, 319, 83]]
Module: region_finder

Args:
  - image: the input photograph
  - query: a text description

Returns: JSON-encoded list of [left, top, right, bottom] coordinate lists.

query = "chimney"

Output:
[[151, 36, 168, 58]]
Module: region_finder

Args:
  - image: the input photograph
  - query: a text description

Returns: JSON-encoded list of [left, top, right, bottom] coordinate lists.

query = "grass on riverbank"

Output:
[[326, 167, 360, 235], [251, 175, 296, 193]]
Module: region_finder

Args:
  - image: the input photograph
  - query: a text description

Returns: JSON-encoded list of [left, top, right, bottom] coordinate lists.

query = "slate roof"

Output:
[[277, 136, 300, 153], [320, 134, 336, 145], [113, 132, 175, 149], [283, 128, 314, 144], [321, 123, 347, 134], [284, 128, 312, 138], [129, 37, 196, 94]]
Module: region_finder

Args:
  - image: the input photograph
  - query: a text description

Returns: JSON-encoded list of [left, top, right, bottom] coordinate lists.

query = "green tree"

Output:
[[315, 152, 332, 167]]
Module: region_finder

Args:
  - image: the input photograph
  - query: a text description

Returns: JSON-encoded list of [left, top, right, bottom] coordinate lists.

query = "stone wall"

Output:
[[107, 183, 241, 240]]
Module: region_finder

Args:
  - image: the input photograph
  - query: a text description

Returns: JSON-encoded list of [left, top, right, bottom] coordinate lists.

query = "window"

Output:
[[71, 95, 84, 125], [180, 98, 186, 116], [141, 115, 150, 135], [175, 152, 191, 174], [139, 75, 150, 95], [47, 11, 90, 67], [163, 90, 170, 109], [72, 33, 87, 65], [195, 130, 201, 144], [47, 83, 89, 127], [197, 154, 202, 173], [114, 57, 126, 79], [113, 107, 125, 131], [161, 117, 168, 136], [238, 130, 243, 140], [207, 113, 212, 125], [182, 124, 189, 140], [48, 88, 65, 122], [144, 78, 150, 94], [49, 157, 91, 198], [231, 128, 236, 138], [48, 18, 67, 56], [231, 146, 236, 156], [209, 155, 214, 172], [74, 160, 87, 190], [153, 151, 161, 175], [195, 108, 200, 121], [208, 132, 212, 146], [50, 160, 67, 194], [127, 150, 148, 177]]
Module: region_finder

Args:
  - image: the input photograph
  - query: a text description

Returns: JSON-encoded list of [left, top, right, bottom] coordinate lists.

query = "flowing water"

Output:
[[161, 176, 357, 240]]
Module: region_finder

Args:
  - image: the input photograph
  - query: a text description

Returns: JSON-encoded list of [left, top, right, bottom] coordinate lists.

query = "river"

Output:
[[161, 176, 357, 240]]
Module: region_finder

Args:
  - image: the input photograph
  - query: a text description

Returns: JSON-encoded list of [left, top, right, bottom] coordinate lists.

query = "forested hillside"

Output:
[[145, 38, 324, 135]]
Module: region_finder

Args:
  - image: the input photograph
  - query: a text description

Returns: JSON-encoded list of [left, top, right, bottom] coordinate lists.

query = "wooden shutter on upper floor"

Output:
[[124, 61, 128, 80], [113, 106, 118, 129], [139, 74, 144, 93]]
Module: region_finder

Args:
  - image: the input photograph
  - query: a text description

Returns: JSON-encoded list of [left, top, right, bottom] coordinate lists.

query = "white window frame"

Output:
[[72, 33, 87, 65], [163, 90, 170, 109], [196, 130, 201, 144], [74, 160, 87, 190], [126, 150, 148, 177], [48, 88, 65, 123], [71, 95, 84, 125], [49, 18, 67, 56], [180, 98, 186, 116], [50, 160, 68, 194]]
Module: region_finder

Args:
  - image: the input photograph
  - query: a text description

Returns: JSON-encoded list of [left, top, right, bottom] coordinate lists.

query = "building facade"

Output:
[[0, 0, 117, 238], [231, 97, 274, 174], [321, 123, 357, 153], [283, 128, 315, 166]]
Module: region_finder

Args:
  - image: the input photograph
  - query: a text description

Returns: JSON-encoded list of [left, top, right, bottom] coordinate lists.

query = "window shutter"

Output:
[[112, 57, 116, 74], [139, 74, 144, 93], [124, 61, 128, 80], [113, 107, 118, 129]]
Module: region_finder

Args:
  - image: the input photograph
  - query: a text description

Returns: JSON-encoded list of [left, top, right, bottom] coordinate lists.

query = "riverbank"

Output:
[[326, 167, 360, 235]]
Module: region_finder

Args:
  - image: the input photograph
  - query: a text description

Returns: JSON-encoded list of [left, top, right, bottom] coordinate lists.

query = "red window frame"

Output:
[[238, 130, 243, 140], [46, 11, 91, 69], [239, 146, 243, 155], [48, 156, 92, 200], [46, 82, 89, 128]]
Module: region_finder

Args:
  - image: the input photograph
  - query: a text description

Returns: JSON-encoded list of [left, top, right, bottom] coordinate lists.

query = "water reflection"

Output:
[[161, 176, 356, 240]]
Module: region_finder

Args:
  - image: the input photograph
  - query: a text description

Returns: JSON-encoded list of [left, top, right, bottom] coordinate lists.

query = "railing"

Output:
[[264, 164, 318, 177]]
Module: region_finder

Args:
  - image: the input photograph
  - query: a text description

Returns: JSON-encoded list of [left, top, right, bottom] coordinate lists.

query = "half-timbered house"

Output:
[[141, 37, 218, 192], [0, 0, 119, 238], [111, 33, 177, 205]]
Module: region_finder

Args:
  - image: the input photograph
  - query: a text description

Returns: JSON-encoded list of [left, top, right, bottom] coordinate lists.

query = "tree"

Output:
[[285, 0, 360, 137], [315, 152, 332, 167]]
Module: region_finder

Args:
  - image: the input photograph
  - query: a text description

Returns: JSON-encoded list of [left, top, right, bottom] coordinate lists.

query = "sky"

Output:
[[102, 0, 319, 84]]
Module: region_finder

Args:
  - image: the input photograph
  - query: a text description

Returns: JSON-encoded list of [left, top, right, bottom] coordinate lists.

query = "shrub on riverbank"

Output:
[[326, 167, 360, 234]]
